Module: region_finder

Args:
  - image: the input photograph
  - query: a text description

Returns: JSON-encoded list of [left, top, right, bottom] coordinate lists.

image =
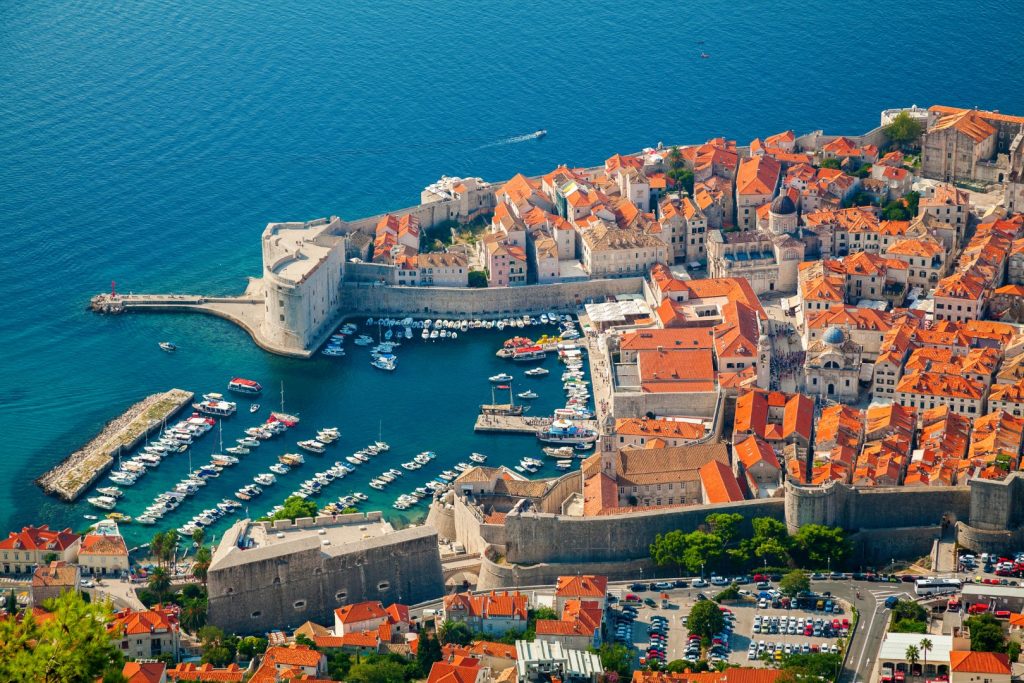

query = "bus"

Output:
[[915, 577, 962, 596]]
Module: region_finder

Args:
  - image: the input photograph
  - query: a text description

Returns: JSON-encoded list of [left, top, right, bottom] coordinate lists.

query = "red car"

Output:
[[753, 573, 767, 582], [995, 610, 1012, 619], [842, 618, 850, 628], [895, 672, 906, 682], [968, 604, 990, 614]]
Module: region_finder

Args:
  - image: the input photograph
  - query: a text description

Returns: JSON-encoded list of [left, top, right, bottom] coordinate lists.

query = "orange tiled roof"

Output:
[[736, 156, 781, 196], [949, 651, 1010, 674], [167, 663, 245, 682], [555, 575, 608, 598], [0, 525, 79, 552], [109, 607, 177, 637], [335, 601, 387, 625], [699, 460, 745, 503]]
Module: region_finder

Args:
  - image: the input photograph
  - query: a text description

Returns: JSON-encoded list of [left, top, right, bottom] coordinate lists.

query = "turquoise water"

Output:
[[2, 0, 1021, 546]]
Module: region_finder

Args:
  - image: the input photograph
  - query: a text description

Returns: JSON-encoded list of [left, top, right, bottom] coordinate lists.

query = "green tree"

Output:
[[148, 566, 171, 603], [681, 530, 724, 574], [820, 158, 841, 169], [705, 513, 744, 546], [4, 589, 16, 614], [198, 625, 236, 667], [192, 545, 212, 583], [687, 599, 726, 643], [666, 147, 695, 195], [468, 271, 488, 288], [0, 591, 123, 683], [779, 652, 843, 683], [416, 631, 443, 675], [746, 517, 792, 566], [792, 524, 851, 568], [348, 658, 409, 683], [329, 651, 354, 680], [532, 606, 559, 622], [192, 528, 206, 547], [592, 643, 632, 677], [714, 584, 741, 603], [237, 635, 268, 660], [295, 633, 319, 650], [965, 614, 1007, 652], [779, 570, 811, 597], [437, 619, 472, 646], [891, 619, 927, 634], [102, 669, 128, 683], [884, 112, 924, 150], [650, 530, 687, 575], [1008, 641, 1021, 663], [180, 595, 208, 633], [271, 496, 318, 521], [906, 645, 920, 672]]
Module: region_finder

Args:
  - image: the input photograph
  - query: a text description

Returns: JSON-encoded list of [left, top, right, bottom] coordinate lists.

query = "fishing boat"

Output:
[[543, 446, 575, 458], [228, 377, 263, 395], [158, 341, 177, 353], [524, 367, 549, 377], [517, 390, 539, 400], [469, 452, 487, 463]]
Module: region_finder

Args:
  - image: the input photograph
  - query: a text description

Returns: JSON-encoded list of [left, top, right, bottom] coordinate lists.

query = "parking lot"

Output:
[[608, 580, 851, 667]]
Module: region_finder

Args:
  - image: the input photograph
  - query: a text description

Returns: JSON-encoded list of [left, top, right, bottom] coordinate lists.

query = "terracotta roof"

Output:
[[109, 606, 178, 637], [700, 460, 745, 503], [733, 435, 781, 471], [736, 156, 781, 196], [334, 601, 387, 625], [121, 662, 166, 683], [80, 533, 128, 556], [638, 349, 716, 393], [444, 640, 518, 661], [619, 328, 714, 351], [167, 663, 245, 682], [949, 651, 1010, 674], [930, 110, 997, 143], [555, 575, 608, 598], [616, 443, 729, 487], [31, 561, 78, 589], [735, 389, 813, 443], [632, 666, 784, 683], [0, 525, 79, 552], [615, 417, 706, 440], [428, 662, 480, 683]]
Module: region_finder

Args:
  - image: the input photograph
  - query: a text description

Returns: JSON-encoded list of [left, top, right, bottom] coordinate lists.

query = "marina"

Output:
[[27, 318, 595, 546]]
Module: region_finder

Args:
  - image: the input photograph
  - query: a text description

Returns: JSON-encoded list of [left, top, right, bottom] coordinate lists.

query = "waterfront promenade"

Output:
[[36, 388, 194, 502]]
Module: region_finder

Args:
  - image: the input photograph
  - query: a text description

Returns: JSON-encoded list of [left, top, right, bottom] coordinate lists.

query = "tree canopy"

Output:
[[270, 496, 318, 521], [593, 643, 632, 677], [779, 570, 811, 597], [0, 591, 124, 683], [792, 524, 851, 567], [965, 614, 1008, 652], [884, 112, 924, 150], [468, 271, 488, 288], [687, 599, 726, 642]]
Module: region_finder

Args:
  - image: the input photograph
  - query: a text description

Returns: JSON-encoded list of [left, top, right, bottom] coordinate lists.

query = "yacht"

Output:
[[371, 356, 397, 371], [225, 446, 249, 455], [298, 440, 326, 454], [469, 453, 487, 463], [159, 341, 177, 353], [237, 437, 260, 448], [269, 463, 290, 475], [517, 390, 539, 400], [489, 373, 513, 383], [96, 486, 123, 498], [254, 473, 276, 486], [524, 367, 549, 377]]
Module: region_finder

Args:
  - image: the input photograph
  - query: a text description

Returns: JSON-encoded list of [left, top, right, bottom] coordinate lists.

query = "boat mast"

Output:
[[280, 381, 285, 413]]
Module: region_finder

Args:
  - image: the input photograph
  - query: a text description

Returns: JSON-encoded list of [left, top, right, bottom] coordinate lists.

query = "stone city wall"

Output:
[[476, 550, 656, 592], [207, 525, 442, 635], [336, 277, 645, 320], [503, 498, 786, 565], [849, 526, 941, 566]]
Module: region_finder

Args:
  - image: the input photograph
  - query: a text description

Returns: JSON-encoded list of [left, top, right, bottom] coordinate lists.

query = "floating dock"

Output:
[[36, 388, 194, 502]]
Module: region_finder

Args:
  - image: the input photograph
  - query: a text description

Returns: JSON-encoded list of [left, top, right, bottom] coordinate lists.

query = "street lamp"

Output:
[[828, 556, 831, 575], [701, 563, 705, 580]]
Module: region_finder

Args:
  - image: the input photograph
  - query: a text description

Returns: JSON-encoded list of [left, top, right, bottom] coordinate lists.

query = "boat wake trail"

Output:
[[477, 130, 547, 150]]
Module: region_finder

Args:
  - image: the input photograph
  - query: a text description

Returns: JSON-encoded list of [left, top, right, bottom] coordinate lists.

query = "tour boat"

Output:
[[543, 446, 575, 459], [536, 419, 598, 446], [228, 377, 263, 395], [524, 367, 549, 377], [512, 346, 547, 362], [517, 390, 539, 400], [489, 373, 513, 383], [469, 452, 487, 463], [88, 496, 118, 510], [298, 440, 326, 454], [193, 399, 237, 417], [159, 341, 177, 353]]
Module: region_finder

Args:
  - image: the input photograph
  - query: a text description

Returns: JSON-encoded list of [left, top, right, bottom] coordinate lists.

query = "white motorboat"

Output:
[[489, 373, 513, 383], [88, 496, 118, 510], [525, 367, 549, 377], [517, 390, 539, 400], [469, 452, 487, 463]]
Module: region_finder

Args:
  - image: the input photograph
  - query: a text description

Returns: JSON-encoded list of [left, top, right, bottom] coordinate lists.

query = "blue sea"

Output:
[[2, 0, 1021, 547]]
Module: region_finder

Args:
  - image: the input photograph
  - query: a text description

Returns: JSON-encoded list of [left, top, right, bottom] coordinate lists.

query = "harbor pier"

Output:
[[36, 388, 194, 502], [473, 413, 597, 434]]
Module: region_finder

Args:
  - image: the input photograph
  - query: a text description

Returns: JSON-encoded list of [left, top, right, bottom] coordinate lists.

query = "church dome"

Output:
[[770, 194, 796, 215], [823, 326, 845, 345]]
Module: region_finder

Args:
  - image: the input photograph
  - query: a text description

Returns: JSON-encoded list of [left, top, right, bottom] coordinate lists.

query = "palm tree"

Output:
[[919, 638, 933, 677], [906, 645, 920, 677], [148, 566, 171, 603], [150, 532, 166, 568], [192, 528, 206, 548], [192, 546, 212, 584], [436, 619, 454, 645]]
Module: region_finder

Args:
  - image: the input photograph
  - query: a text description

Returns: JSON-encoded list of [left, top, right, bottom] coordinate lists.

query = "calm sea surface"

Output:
[[2, 0, 1021, 545]]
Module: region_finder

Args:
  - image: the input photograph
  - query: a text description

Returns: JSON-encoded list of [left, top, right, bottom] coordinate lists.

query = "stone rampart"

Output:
[[476, 550, 656, 592], [336, 277, 644, 320], [849, 527, 940, 566], [503, 498, 785, 565]]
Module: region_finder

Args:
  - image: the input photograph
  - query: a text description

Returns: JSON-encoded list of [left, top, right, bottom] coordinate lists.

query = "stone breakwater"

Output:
[[36, 388, 194, 502]]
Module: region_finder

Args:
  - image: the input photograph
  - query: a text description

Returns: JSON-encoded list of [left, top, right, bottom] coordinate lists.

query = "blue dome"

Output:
[[823, 326, 845, 345]]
